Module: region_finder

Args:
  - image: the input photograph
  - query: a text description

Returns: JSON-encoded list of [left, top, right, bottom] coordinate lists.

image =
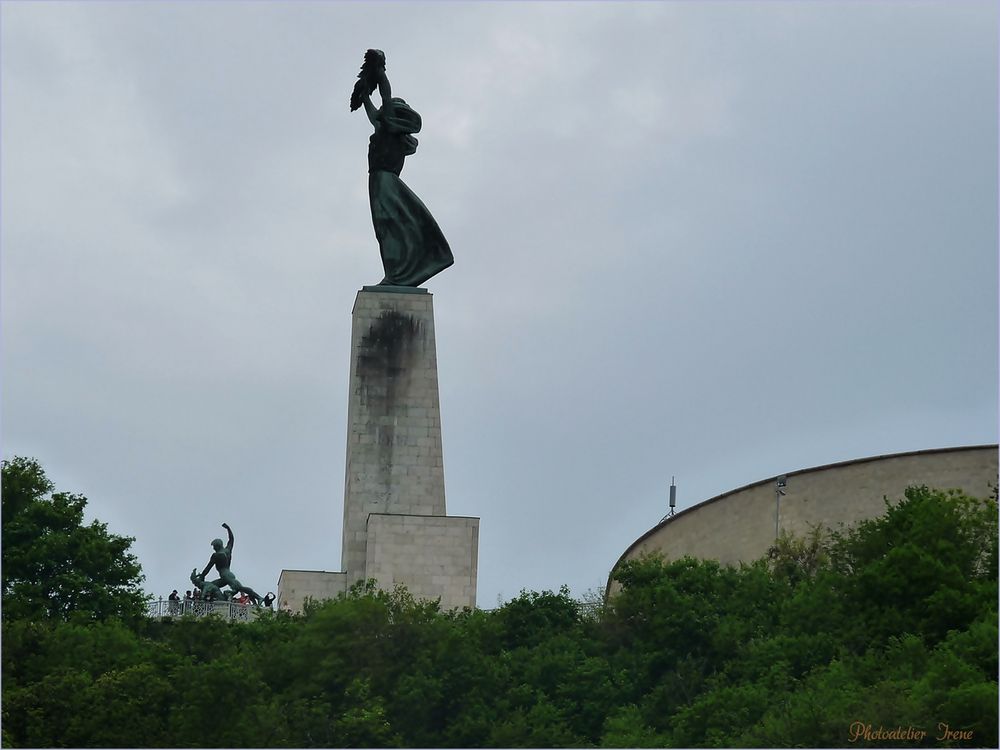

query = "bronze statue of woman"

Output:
[[350, 49, 454, 287]]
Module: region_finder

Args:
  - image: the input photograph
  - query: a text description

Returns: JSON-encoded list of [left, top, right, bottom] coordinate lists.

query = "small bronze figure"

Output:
[[190, 569, 227, 601], [351, 49, 453, 287], [199, 523, 263, 605]]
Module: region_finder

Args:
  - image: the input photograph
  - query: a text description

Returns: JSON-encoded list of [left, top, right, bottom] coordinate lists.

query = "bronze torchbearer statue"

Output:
[[198, 523, 263, 605], [350, 49, 454, 287]]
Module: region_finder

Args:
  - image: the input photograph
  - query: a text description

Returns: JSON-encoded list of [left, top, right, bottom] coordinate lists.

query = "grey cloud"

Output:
[[3, 1, 996, 605]]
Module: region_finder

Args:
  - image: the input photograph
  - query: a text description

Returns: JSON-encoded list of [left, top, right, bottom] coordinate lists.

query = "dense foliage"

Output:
[[2, 460, 996, 747], [2, 457, 146, 622]]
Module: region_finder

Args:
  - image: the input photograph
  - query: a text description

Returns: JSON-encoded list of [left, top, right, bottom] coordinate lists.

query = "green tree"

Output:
[[600, 705, 668, 748], [824, 486, 998, 648], [2, 482, 995, 748], [2, 456, 146, 622], [333, 677, 402, 748]]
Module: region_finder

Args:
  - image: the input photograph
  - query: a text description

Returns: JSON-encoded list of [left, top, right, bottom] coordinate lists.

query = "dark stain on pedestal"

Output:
[[356, 310, 424, 502]]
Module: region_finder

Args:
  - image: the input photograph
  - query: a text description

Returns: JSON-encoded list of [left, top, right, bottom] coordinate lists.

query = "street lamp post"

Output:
[[775, 475, 787, 538]]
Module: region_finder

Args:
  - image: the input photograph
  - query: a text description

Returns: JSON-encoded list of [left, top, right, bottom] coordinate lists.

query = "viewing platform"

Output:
[[146, 598, 263, 622]]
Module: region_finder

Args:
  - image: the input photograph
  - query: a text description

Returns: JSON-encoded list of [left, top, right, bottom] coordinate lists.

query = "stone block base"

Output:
[[276, 570, 347, 613], [277, 513, 479, 613], [366, 514, 479, 610]]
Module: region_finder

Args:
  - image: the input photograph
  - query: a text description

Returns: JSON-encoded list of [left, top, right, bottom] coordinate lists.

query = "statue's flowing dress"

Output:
[[368, 100, 453, 286]]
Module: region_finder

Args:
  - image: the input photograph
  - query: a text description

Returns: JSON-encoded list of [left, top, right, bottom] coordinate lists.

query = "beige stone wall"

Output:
[[366, 514, 479, 611], [276, 570, 347, 613], [342, 290, 447, 583], [609, 446, 998, 596]]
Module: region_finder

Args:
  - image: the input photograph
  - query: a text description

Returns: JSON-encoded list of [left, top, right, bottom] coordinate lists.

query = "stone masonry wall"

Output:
[[365, 514, 479, 611], [342, 289, 447, 584], [608, 446, 998, 597], [277, 288, 479, 614], [276, 570, 347, 613]]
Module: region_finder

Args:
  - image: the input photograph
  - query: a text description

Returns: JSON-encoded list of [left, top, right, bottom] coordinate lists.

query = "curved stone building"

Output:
[[608, 445, 998, 597]]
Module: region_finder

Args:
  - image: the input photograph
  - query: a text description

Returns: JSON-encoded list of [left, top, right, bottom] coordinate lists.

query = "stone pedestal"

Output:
[[343, 287, 478, 610], [279, 287, 478, 612], [342, 287, 448, 580]]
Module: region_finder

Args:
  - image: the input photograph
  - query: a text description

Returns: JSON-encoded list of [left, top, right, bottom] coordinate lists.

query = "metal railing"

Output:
[[146, 598, 261, 622]]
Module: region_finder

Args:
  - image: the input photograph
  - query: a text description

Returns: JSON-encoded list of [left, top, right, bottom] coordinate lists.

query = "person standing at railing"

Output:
[[168, 589, 180, 615]]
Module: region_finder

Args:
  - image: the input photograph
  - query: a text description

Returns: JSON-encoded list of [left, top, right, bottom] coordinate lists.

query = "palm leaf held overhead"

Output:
[[350, 49, 386, 111]]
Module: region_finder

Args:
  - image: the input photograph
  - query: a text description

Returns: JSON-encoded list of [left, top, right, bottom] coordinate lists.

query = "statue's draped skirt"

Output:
[[369, 170, 454, 287]]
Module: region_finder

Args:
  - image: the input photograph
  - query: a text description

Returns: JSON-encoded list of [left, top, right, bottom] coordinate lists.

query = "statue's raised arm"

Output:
[[348, 49, 454, 287]]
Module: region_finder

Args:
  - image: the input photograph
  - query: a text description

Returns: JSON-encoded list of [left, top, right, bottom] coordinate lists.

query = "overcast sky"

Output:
[[3, 1, 997, 607]]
